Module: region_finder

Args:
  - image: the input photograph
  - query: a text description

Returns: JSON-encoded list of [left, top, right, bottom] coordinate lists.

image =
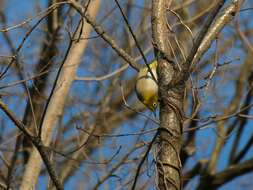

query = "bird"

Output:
[[135, 60, 158, 113]]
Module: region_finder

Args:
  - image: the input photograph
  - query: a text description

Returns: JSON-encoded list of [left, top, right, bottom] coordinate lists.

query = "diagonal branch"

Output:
[[0, 100, 63, 190], [181, 0, 226, 82], [68, 0, 140, 72], [19, 1, 101, 189], [211, 157, 253, 188]]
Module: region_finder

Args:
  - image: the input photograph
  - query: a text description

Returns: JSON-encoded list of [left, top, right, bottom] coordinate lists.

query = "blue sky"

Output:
[[0, 0, 253, 189]]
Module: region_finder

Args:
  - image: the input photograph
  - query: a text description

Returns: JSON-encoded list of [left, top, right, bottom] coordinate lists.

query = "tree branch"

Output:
[[68, 0, 140, 72], [19, 1, 101, 189], [152, 1, 184, 190], [0, 100, 63, 190]]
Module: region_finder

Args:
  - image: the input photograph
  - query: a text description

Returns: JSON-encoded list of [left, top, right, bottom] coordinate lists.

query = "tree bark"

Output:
[[20, 1, 101, 189], [152, 1, 183, 190]]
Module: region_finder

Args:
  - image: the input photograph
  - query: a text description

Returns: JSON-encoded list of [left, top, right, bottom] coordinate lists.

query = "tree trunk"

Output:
[[152, 1, 183, 189]]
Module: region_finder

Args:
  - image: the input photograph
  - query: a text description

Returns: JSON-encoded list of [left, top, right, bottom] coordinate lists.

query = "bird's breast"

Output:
[[136, 77, 158, 99]]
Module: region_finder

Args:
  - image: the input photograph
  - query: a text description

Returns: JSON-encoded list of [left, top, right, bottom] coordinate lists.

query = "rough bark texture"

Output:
[[152, 1, 183, 190]]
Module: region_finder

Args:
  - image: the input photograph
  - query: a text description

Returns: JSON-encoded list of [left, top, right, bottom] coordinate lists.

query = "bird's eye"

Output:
[[153, 102, 157, 107]]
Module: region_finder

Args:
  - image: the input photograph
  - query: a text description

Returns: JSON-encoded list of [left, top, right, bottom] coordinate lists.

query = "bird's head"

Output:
[[143, 93, 158, 113]]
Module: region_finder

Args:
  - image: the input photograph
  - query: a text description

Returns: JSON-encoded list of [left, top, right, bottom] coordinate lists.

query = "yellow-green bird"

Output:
[[135, 60, 158, 112]]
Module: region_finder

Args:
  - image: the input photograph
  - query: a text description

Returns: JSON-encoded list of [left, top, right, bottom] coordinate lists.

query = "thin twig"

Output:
[[75, 64, 128, 81], [68, 0, 140, 72], [181, 0, 226, 82], [114, 0, 157, 82], [0, 100, 63, 190]]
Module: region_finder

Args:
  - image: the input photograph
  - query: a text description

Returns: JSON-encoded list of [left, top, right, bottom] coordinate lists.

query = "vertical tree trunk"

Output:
[[152, 1, 183, 190], [19, 1, 101, 189]]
